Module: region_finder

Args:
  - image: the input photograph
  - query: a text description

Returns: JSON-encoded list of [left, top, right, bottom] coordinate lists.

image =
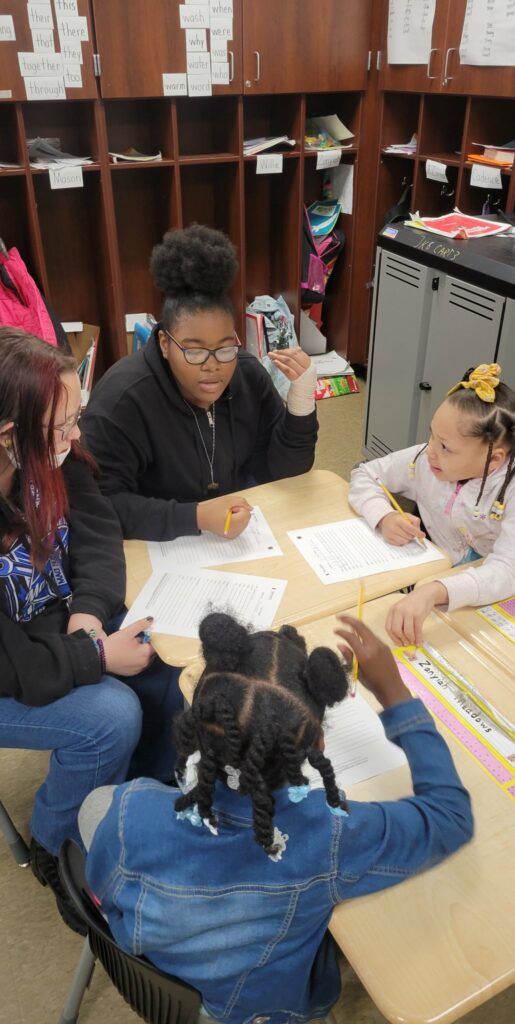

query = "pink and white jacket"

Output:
[[348, 445, 515, 611]]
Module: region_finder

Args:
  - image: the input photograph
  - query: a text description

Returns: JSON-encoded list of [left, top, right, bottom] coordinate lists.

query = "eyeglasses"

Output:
[[164, 329, 241, 366], [53, 408, 81, 441]]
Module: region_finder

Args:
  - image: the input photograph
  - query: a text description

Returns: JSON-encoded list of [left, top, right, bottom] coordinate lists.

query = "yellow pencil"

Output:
[[223, 509, 233, 535], [350, 580, 365, 698], [376, 478, 426, 549]]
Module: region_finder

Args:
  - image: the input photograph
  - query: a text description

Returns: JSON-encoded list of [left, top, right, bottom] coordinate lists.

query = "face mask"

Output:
[[51, 446, 71, 469]]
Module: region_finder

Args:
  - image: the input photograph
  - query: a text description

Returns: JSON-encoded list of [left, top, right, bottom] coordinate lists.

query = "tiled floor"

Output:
[[1, 385, 514, 1023]]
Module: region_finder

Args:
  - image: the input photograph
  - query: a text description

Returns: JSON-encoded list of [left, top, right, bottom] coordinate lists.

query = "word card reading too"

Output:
[[426, 158, 448, 183], [25, 75, 66, 100], [316, 149, 341, 170], [179, 5, 211, 28], [63, 64, 82, 88], [163, 73, 188, 96], [256, 154, 283, 174], [0, 15, 16, 40], [185, 29, 207, 51], [210, 16, 233, 39], [49, 165, 84, 189], [470, 163, 503, 190], [32, 29, 55, 52]]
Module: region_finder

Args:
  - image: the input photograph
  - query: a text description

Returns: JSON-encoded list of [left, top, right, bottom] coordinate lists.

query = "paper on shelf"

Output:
[[304, 693, 407, 791], [326, 163, 354, 215], [147, 507, 282, 571], [123, 568, 287, 638], [287, 518, 443, 585]]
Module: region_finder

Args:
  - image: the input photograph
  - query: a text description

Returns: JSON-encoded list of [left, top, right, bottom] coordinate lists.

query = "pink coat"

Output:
[[0, 247, 57, 346]]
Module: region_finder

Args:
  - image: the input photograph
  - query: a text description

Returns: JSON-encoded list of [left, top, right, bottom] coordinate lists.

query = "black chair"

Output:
[[58, 840, 202, 1024], [0, 799, 30, 866]]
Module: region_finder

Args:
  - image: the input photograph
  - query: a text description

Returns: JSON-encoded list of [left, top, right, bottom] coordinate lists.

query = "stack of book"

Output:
[[468, 141, 515, 168], [243, 136, 296, 156], [312, 351, 359, 401], [383, 133, 417, 157]]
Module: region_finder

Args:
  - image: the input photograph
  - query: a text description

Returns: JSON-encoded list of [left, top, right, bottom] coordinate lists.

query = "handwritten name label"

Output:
[[414, 235, 461, 262], [470, 163, 503, 190], [256, 153, 283, 174], [185, 28, 207, 51], [49, 165, 84, 189], [316, 149, 342, 170], [0, 14, 16, 40], [163, 73, 187, 96], [425, 158, 448, 183]]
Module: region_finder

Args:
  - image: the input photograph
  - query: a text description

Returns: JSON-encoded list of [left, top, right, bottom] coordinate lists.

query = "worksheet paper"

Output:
[[123, 568, 287, 638], [477, 597, 515, 643], [460, 0, 515, 67], [387, 0, 437, 65], [147, 506, 282, 571], [287, 518, 443, 585], [304, 694, 407, 790]]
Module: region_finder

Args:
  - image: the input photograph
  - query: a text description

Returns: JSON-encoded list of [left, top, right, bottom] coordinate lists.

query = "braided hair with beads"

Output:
[[174, 613, 349, 857]]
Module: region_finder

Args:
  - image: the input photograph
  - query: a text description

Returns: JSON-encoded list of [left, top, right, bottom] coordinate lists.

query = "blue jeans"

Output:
[[0, 676, 142, 855], [0, 658, 183, 855]]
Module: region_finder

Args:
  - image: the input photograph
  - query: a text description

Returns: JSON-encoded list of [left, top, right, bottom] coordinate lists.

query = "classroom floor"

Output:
[[1, 381, 514, 1024]]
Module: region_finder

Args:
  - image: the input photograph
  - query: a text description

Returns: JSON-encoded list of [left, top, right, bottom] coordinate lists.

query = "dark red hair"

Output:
[[0, 327, 84, 566]]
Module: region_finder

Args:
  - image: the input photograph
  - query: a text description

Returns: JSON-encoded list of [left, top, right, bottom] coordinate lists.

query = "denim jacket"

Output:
[[86, 698, 473, 1024]]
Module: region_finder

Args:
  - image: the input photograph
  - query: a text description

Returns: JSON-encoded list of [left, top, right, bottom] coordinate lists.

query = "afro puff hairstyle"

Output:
[[174, 612, 349, 857], [150, 224, 239, 330]]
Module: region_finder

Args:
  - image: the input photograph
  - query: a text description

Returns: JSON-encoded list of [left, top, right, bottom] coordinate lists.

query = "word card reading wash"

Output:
[[395, 644, 515, 801]]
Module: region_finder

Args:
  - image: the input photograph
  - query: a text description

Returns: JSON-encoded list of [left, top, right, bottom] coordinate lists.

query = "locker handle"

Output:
[[419, 382, 432, 391]]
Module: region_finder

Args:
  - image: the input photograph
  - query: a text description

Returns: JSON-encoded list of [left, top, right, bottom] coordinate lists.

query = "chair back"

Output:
[[59, 840, 202, 1024]]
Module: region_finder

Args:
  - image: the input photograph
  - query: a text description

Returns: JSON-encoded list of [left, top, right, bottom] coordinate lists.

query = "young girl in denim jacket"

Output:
[[349, 364, 515, 647], [82, 611, 472, 1024]]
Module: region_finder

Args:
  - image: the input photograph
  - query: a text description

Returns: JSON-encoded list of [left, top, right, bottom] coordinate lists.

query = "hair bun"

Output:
[[199, 612, 252, 671], [305, 647, 348, 709], [150, 224, 238, 299]]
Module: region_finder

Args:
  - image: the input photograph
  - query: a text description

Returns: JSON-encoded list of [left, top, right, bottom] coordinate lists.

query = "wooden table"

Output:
[[180, 595, 515, 1024], [125, 470, 451, 666], [415, 565, 515, 676]]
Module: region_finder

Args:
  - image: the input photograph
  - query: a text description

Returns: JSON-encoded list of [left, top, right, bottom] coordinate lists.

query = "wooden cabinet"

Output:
[[379, 0, 515, 98], [92, 0, 242, 97], [242, 0, 372, 94], [0, 0, 97, 101]]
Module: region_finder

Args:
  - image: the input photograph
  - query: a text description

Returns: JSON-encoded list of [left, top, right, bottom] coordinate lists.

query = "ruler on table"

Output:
[[394, 642, 515, 801]]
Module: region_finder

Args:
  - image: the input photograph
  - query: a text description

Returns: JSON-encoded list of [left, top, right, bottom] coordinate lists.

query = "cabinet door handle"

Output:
[[419, 382, 432, 391], [253, 50, 261, 82], [443, 47, 457, 85], [426, 48, 437, 80], [228, 50, 234, 83]]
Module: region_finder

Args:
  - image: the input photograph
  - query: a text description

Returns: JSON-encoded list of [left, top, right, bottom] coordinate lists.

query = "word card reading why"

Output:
[[185, 29, 207, 51]]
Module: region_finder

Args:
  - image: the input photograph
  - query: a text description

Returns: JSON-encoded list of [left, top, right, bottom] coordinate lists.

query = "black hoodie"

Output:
[[81, 332, 318, 541]]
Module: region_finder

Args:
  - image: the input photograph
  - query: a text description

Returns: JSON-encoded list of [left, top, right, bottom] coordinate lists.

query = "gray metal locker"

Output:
[[364, 224, 515, 460]]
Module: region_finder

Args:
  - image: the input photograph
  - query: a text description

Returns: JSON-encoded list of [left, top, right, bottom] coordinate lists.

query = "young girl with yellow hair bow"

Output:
[[349, 364, 515, 647]]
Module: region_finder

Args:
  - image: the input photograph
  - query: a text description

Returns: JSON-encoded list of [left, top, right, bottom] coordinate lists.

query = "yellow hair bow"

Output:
[[447, 363, 502, 404]]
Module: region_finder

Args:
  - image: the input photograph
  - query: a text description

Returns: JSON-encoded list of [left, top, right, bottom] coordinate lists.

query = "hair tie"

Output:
[[288, 783, 311, 803], [224, 764, 241, 791], [447, 363, 501, 404]]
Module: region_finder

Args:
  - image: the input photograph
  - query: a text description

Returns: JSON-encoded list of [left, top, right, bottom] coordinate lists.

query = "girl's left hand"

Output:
[[385, 581, 448, 647], [268, 348, 312, 381]]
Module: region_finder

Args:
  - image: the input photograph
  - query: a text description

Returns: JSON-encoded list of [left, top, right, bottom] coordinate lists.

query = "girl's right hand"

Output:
[[334, 614, 411, 709], [379, 511, 425, 546], [197, 495, 253, 538], [103, 618, 155, 676]]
